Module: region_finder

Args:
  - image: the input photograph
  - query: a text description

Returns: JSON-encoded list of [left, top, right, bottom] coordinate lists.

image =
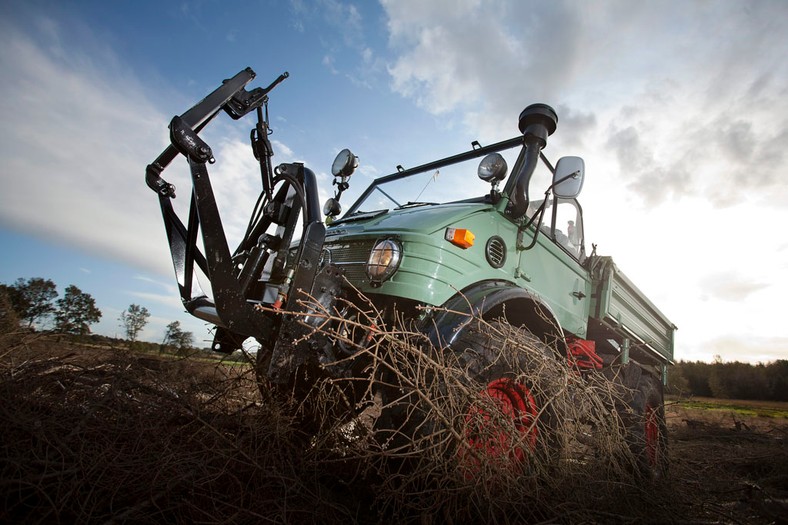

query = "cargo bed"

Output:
[[588, 256, 676, 365]]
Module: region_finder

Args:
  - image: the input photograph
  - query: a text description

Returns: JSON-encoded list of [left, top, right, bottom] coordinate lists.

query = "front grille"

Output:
[[323, 240, 373, 284]]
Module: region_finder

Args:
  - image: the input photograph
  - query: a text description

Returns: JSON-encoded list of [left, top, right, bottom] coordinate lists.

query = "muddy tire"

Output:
[[625, 370, 668, 479], [448, 321, 559, 474]]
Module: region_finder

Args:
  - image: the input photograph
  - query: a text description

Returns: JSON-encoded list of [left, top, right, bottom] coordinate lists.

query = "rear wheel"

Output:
[[626, 371, 668, 479]]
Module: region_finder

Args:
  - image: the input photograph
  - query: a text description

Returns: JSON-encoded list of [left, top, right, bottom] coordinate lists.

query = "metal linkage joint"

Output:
[[145, 163, 176, 198], [169, 116, 214, 164]]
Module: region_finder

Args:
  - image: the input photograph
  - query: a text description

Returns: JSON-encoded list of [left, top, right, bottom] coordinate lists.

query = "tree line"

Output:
[[0, 276, 193, 350], [668, 358, 788, 402], [117, 302, 194, 351], [1, 277, 100, 334], [4, 278, 784, 397]]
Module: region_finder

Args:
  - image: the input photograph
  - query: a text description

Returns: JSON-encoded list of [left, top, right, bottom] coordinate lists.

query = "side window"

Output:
[[526, 160, 553, 214], [552, 199, 584, 259]]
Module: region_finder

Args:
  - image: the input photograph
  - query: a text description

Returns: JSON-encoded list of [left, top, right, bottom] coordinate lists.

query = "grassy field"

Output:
[[670, 395, 788, 419]]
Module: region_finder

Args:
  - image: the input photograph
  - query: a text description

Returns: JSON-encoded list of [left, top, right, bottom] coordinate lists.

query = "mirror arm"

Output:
[[333, 178, 349, 198], [552, 171, 579, 190], [517, 189, 549, 251]]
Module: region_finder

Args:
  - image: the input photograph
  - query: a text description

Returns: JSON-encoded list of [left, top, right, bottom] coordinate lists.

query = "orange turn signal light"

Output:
[[445, 228, 475, 249]]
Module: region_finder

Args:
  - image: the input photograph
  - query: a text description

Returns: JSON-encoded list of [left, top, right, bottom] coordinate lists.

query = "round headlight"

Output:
[[331, 148, 358, 178], [323, 197, 342, 217], [366, 239, 402, 283], [477, 152, 508, 182]]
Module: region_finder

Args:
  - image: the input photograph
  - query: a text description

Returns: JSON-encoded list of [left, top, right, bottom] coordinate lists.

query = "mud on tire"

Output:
[[374, 319, 562, 478], [624, 368, 668, 479]]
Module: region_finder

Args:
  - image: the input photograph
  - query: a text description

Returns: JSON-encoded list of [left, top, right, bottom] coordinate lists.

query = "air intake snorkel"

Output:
[[506, 104, 558, 219]]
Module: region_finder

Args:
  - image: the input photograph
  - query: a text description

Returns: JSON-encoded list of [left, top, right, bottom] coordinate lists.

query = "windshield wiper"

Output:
[[394, 201, 437, 210], [331, 209, 388, 226]]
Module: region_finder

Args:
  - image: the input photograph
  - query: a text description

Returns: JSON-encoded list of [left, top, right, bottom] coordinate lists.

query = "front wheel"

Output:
[[451, 320, 558, 475]]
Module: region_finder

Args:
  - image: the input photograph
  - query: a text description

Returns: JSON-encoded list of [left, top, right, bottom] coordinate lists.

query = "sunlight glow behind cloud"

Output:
[[380, 0, 788, 362]]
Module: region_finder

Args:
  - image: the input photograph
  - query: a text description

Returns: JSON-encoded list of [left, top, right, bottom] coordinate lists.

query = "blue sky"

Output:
[[1, 0, 787, 362]]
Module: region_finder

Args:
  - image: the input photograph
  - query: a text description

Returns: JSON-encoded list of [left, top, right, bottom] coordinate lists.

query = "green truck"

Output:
[[146, 68, 676, 476]]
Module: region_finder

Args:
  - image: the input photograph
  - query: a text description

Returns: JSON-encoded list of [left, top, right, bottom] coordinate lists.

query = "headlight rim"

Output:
[[366, 238, 402, 284]]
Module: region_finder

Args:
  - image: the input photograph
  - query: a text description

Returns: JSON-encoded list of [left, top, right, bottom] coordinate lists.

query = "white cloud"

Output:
[[698, 336, 788, 365], [699, 272, 768, 303], [383, 0, 587, 130], [381, 1, 788, 205], [0, 19, 174, 276], [271, 139, 296, 160], [380, 0, 788, 363], [323, 54, 338, 74]]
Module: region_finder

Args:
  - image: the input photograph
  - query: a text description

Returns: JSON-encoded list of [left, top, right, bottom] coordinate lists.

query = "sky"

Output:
[[1, 0, 787, 363]]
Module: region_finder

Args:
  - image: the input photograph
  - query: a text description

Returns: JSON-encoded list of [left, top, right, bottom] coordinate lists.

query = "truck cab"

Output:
[[317, 133, 592, 352]]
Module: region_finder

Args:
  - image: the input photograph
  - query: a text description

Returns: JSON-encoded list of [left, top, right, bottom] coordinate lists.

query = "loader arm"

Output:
[[144, 68, 323, 353]]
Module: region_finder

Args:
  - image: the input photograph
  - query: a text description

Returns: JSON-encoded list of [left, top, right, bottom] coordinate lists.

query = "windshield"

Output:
[[345, 142, 525, 216], [352, 164, 493, 213], [529, 196, 585, 259]]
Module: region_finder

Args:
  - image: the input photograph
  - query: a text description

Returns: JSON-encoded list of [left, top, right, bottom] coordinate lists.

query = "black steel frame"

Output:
[[145, 68, 326, 353]]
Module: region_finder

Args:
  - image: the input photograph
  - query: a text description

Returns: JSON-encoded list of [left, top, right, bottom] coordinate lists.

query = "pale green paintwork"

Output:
[[589, 256, 676, 362], [326, 191, 676, 363], [326, 200, 592, 339]]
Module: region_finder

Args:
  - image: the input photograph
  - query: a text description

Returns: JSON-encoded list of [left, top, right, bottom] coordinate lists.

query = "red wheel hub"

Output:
[[644, 404, 660, 466], [459, 378, 539, 474]]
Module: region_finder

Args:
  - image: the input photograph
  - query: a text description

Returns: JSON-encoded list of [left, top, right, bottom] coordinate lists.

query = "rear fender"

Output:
[[425, 280, 567, 355]]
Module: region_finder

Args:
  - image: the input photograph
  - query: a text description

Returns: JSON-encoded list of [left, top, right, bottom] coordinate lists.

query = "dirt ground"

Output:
[[663, 401, 788, 524], [1, 338, 787, 524]]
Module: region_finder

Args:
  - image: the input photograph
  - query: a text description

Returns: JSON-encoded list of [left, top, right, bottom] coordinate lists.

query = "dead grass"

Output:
[[1, 308, 786, 524], [0, 341, 354, 524]]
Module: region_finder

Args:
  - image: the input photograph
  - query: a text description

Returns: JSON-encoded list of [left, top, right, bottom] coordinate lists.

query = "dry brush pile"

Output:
[[259, 293, 670, 522], [1, 297, 674, 524]]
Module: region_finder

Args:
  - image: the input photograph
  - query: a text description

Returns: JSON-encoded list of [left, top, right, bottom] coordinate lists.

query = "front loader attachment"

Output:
[[145, 68, 325, 356]]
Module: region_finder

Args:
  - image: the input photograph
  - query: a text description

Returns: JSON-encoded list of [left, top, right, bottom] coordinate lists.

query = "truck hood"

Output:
[[328, 202, 492, 237]]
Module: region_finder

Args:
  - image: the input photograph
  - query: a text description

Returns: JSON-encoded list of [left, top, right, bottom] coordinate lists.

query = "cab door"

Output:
[[515, 197, 591, 338]]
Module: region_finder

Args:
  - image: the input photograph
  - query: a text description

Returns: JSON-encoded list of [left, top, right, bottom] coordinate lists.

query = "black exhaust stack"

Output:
[[507, 103, 558, 219]]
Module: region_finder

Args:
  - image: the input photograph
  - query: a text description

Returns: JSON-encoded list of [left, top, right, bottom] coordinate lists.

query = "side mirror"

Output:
[[553, 156, 585, 199]]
